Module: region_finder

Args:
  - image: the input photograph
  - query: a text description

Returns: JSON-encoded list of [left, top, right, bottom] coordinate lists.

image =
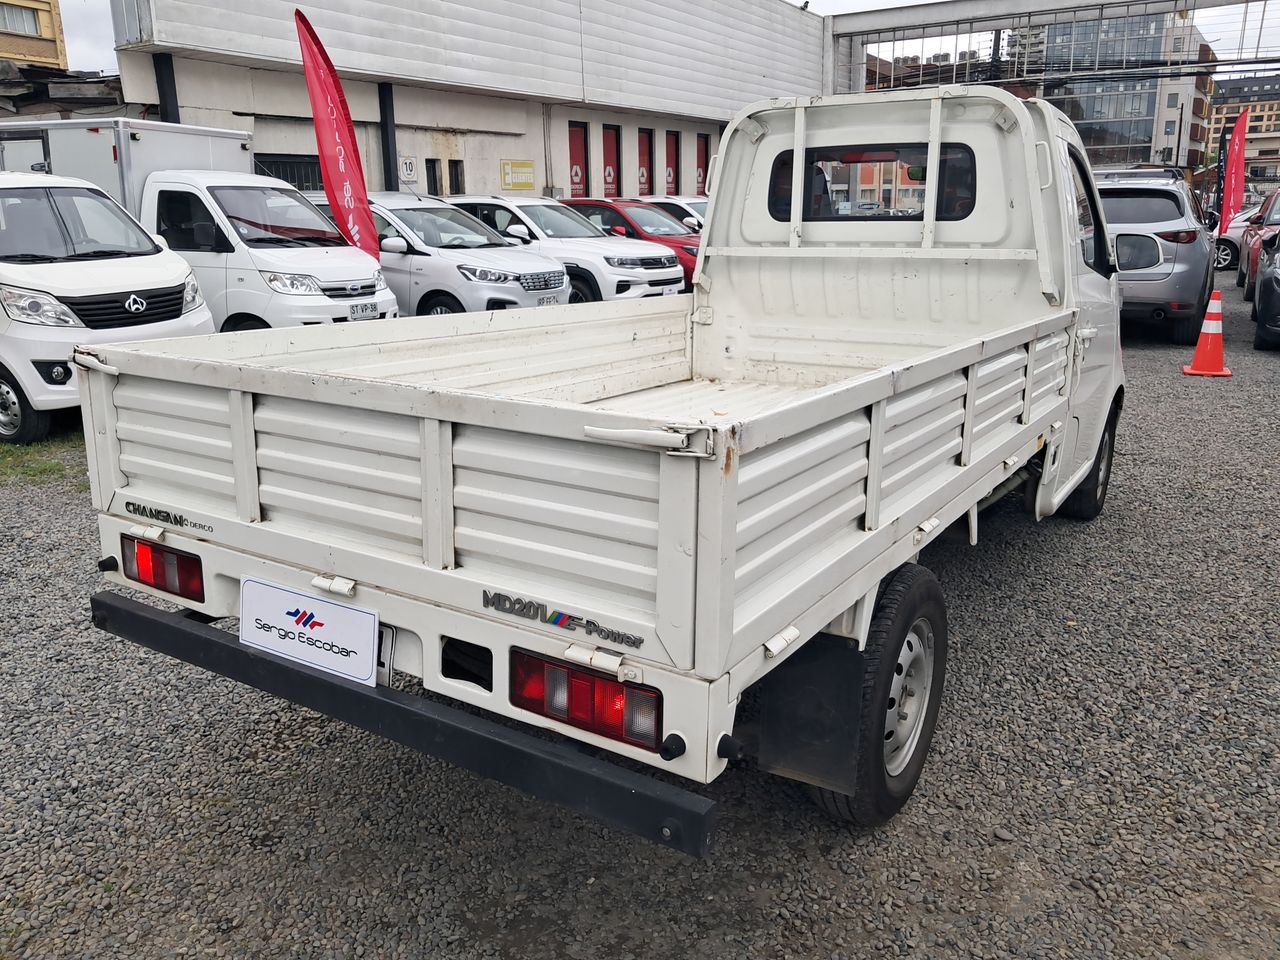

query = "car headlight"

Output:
[[604, 256, 644, 269], [261, 271, 323, 295], [0, 285, 81, 326], [681, 246, 699, 257], [458, 265, 518, 284], [181, 272, 203, 313]]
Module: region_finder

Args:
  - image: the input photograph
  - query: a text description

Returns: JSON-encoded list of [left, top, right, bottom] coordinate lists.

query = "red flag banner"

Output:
[[295, 10, 379, 260], [1221, 108, 1248, 237]]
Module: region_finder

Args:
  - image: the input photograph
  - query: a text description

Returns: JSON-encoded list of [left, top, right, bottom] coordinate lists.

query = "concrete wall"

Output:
[[111, 0, 823, 123]]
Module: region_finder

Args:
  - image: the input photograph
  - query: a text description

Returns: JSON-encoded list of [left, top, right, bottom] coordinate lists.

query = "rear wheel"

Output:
[[1244, 276, 1256, 302], [0, 370, 51, 445], [419, 293, 464, 316], [1173, 308, 1202, 346], [1237, 258, 1247, 288], [1059, 409, 1116, 521], [1215, 240, 1237, 270], [807, 564, 948, 828]]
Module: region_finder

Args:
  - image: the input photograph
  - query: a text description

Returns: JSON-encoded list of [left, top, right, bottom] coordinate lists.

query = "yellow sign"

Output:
[[500, 159, 536, 191]]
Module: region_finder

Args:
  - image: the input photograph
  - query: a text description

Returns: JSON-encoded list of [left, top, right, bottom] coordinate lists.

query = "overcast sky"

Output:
[[62, 0, 1277, 77]]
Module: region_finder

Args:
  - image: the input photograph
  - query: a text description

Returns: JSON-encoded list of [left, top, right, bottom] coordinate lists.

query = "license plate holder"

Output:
[[239, 578, 379, 686], [349, 301, 379, 320], [661, 285, 678, 295]]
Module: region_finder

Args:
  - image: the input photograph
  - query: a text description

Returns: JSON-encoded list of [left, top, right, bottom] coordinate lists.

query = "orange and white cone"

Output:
[[1182, 290, 1231, 378]]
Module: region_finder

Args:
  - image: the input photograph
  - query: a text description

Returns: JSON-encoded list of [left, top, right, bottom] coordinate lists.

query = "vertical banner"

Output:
[[665, 131, 680, 194], [637, 129, 653, 196], [602, 125, 620, 198], [1221, 108, 1249, 237], [568, 122, 588, 198], [294, 10, 378, 260], [695, 133, 709, 196]]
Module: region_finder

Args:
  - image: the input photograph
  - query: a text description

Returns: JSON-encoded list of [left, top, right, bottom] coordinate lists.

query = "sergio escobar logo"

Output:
[[253, 613, 356, 659]]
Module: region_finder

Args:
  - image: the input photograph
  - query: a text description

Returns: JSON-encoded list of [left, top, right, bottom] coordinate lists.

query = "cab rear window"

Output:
[[767, 143, 976, 222], [1099, 191, 1183, 224]]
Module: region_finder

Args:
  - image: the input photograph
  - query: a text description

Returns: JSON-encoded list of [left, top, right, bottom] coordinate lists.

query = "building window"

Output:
[[1164, 120, 1176, 136], [254, 154, 323, 191], [423, 158, 441, 195], [1167, 93, 1178, 108], [448, 159, 465, 195], [0, 3, 39, 36], [1172, 36, 1184, 52]]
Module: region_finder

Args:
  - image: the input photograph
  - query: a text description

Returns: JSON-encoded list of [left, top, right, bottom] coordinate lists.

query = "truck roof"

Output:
[[148, 170, 297, 191]]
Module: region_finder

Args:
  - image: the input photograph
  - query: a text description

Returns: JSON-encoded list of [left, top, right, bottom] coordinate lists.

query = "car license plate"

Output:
[[661, 285, 679, 295], [537, 294, 558, 306], [239, 578, 379, 686], [349, 301, 379, 320]]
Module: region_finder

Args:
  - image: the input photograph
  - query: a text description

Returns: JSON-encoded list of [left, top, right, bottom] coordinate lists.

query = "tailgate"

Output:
[[76, 358, 702, 672]]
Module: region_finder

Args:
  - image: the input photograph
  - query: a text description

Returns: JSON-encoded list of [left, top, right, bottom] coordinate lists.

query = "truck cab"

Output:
[[140, 172, 398, 331]]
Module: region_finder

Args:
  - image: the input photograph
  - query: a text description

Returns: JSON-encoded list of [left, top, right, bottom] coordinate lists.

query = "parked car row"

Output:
[[1237, 189, 1280, 303]]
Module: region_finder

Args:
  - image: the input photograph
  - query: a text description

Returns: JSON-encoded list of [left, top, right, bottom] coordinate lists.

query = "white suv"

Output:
[[309, 192, 569, 316], [452, 196, 684, 304], [627, 195, 707, 231]]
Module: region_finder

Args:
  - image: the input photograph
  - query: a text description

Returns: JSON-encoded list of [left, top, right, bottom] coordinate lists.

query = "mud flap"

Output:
[[756, 632, 866, 794]]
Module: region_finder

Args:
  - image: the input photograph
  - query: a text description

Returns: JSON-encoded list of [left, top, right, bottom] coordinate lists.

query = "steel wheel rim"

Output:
[[1215, 243, 1233, 269], [884, 617, 935, 778], [0, 380, 21, 436], [1096, 425, 1113, 503]]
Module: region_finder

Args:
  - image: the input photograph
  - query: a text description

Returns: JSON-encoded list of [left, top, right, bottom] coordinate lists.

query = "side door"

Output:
[[576, 203, 636, 239], [152, 188, 232, 327], [371, 210, 415, 314], [1061, 148, 1120, 490]]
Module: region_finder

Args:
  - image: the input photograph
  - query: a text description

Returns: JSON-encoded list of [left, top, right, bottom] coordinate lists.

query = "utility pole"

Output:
[[1175, 102, 1185, 168]]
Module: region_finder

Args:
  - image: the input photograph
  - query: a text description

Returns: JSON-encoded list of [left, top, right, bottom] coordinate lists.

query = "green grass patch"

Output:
[[0, 433, 82, 482]]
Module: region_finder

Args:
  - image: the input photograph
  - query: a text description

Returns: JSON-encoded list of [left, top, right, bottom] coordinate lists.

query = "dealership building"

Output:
[[107, 0, 825, 198]]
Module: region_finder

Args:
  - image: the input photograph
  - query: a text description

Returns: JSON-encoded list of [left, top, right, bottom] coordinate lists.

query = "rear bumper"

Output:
[[89, 591, 717, 857]]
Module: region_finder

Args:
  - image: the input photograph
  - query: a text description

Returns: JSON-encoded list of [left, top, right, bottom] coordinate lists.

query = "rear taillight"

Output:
[[120, 535, 205, 602], [1155, 229, 1199, 244], [510, 649, 661, 751]]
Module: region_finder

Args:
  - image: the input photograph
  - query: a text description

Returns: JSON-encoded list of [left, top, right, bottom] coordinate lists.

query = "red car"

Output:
[[1240, 190, 1280, 302], [564, 198, 700, 288]]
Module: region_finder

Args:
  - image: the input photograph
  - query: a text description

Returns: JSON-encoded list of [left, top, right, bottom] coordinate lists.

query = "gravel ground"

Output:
[[2, 284, 1278, 960]]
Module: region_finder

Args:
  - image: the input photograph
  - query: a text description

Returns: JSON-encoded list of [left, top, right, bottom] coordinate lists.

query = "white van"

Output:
[[0, 120, 397, 332], [452, 195, 685, 303], [0, 172, 214, 443], [309, 192, 569, 316], [142, 172, 398, 331]]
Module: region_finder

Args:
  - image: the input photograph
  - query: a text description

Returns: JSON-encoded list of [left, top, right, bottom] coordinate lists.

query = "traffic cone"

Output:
[[1182, 290, 1232, 378]]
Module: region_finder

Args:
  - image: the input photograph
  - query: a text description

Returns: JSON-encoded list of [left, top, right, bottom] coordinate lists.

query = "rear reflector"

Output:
[[120, 535, 205, 603], [510, 649, 661, 751]]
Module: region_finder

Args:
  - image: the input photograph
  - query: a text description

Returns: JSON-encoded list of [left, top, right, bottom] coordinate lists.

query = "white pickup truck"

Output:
[[80, 87, 1154, 856]]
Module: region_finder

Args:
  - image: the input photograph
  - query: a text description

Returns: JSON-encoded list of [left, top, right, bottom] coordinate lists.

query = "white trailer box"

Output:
[[0, 118, 253, 217]]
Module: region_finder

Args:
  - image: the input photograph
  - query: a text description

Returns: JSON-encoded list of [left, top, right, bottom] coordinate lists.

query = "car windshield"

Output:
[[626, 203, 692, 236], [686, 200, 707, 217], [389, 206, 506, 248], [1099, 190, 1183, 224], [208, 186, 347, 247], [522, 203, 603, 238], [0, 187, 158, 262]]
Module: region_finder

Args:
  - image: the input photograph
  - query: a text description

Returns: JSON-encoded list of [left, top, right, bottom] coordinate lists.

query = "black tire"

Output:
[[1244, 277, 1256, 302], [1237, 260, 1246, 288], [807, 563, 948, 828], [419, 293, 465, 316], [1254, 318, 1277, 351], [1059, 409, 1116, 521], [0, 369, 52, 445], [222, 316, 270, 333], [1214, 240, 1237, 271], [568, 274, 600, 305], [1172, 311, 1202, 346]]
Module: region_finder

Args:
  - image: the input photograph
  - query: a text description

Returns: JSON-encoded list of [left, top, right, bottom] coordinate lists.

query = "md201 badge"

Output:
[[481, 590, 644, 649]]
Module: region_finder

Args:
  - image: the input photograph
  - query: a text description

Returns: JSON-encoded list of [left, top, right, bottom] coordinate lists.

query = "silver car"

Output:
[[1215, 204, 1260, 271], [1096, 179, 1216, 345]]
